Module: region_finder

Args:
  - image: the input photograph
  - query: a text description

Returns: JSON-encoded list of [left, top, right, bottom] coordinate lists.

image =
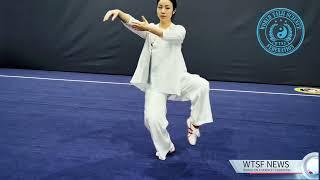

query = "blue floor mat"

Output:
[[0, 68, 319, 180]]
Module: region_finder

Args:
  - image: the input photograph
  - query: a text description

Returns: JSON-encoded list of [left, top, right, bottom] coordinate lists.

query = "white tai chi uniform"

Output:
[[122, 17, 214, 159]]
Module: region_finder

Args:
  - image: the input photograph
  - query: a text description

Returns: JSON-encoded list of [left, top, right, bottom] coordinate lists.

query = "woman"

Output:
[[103, 0, 213, 160]]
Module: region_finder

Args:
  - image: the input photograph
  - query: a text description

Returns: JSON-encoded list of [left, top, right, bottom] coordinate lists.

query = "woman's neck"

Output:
[[159, 21, 172, 29]]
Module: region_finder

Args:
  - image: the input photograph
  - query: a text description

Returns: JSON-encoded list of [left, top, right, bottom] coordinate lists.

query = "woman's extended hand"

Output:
[[131, 16, 150, 31], [103, 9, 121, 22]]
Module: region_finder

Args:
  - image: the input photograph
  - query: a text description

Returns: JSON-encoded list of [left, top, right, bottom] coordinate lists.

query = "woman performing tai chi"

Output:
[[103, 0, 213, 160]]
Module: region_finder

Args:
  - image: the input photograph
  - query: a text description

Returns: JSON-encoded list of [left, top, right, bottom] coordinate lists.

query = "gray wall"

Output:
[[2, 0, 320, 86]]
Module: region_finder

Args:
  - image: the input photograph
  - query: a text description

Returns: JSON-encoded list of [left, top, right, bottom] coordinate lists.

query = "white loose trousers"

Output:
[[144, 72, 213, 159]]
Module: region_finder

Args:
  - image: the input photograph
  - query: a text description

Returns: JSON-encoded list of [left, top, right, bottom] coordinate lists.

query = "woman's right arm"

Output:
[[103, 9, 130, 23], [103, 9, 148, 39]]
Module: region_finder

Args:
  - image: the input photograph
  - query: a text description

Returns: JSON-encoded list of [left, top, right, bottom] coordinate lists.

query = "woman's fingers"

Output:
[[132, 25, 139, 29], [141, 16, 149, 24], [111, 11, 118, 21], [131, 24, 143, 31], [131, 22, 141, 28], [103, 11, 111, 21], [103, 10, 118, 22], [132, 22, 145, 27]]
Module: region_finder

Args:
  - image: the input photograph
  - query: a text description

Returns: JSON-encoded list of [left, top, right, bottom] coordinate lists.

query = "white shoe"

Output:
[[168, 143, 175, 154], [155, 152, 166, 160], [155, 142, 175, 160], [187, 118, 200, 145]]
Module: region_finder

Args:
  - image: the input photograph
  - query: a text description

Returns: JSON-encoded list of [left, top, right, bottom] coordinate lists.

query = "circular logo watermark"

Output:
[[257, 8, 305, 56], [302, 152, 319, 179]]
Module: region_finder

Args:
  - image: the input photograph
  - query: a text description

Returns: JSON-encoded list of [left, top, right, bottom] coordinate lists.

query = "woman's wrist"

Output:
[[146, 25, 152, 32], [117, 10, 131, 23], [117, 9, 123, 17], [146, 26, 163, 37]]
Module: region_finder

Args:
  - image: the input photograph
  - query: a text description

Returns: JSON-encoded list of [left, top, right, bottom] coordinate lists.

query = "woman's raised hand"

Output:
[[103, 9, 120, 22], [131, 16, 150, 31]]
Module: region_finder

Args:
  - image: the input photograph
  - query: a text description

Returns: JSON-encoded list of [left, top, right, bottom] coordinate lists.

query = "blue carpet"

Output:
[[0, 68, 319, 180]]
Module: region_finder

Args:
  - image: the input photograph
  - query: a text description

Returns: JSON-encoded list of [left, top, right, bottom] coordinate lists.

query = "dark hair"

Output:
[[157, 0, 177, 19]]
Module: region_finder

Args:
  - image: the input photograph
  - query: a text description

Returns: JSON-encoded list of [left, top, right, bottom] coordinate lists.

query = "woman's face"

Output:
[[157, 0, 174, 22]]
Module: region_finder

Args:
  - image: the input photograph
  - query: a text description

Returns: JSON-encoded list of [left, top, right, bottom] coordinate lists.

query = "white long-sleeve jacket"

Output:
[[122, 17, 188, 96]]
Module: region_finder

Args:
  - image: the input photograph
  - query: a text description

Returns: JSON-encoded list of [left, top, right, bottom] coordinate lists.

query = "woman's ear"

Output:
[[173, 10, 176, 14]]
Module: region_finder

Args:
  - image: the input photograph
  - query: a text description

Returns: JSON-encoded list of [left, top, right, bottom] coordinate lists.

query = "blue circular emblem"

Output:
[[256, 8, 305, 56], [302, 152, 319, 179]]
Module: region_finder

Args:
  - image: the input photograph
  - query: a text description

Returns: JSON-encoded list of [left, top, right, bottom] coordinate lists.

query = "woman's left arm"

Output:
[[131, 16, 164, 37], [160, 25, 186, 43], [139, 25, 186, 43], [131, 17, 186, 43]]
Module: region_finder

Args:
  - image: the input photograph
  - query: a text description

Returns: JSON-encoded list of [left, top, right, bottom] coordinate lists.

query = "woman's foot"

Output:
[[167, 143, 175, 155], [155, 142, 175, 160], [187, 119, 200, 145]]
